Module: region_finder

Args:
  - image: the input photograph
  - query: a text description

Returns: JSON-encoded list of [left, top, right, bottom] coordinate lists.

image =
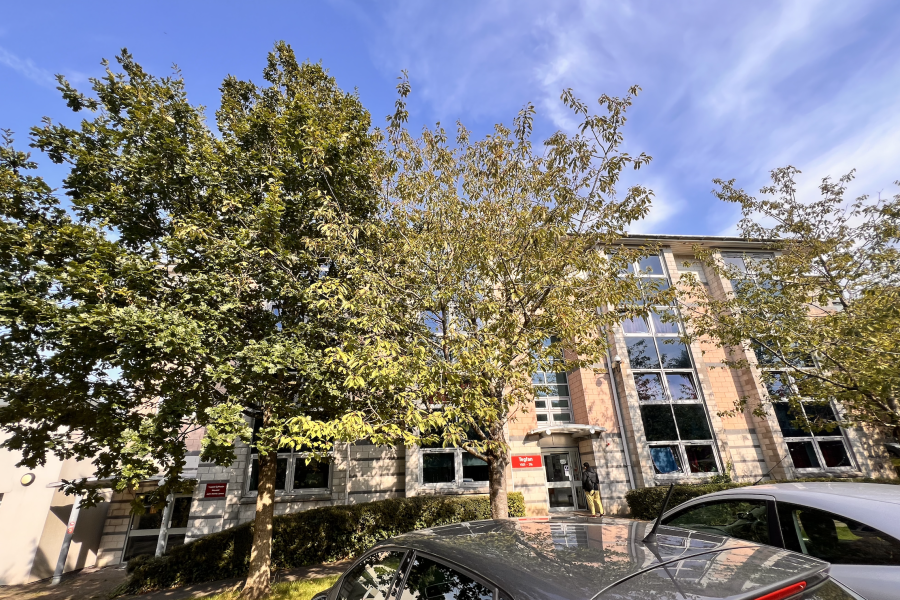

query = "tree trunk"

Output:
[[241, 442, 277, 599], [488, 422, 510, 519], [488, 452, 510, 519]]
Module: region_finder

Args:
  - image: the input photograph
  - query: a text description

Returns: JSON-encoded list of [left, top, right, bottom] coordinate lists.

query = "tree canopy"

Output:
[[349, 77, 661, 517], [0, 44, 434, 599], [678, 167, 900, 440]]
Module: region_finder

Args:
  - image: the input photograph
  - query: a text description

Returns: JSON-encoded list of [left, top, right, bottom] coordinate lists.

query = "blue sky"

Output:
[[2, 0, 898, 235]]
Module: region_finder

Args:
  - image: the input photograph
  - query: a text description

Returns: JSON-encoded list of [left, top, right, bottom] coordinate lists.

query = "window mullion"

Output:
[[810, 437, 828, 469], [285, 452, 294, 493], [667, 403, 682, 442]]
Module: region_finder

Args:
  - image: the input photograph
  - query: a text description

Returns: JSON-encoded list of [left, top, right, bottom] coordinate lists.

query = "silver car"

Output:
[[662, 482, 900, 600]]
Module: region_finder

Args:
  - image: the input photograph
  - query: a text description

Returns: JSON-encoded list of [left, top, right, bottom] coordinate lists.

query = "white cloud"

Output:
[[349, 0, 900, 234], [0, 45, 56, 87], [628, 178, 687, 235]]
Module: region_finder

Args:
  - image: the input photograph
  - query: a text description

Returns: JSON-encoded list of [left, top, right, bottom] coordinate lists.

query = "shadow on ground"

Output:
[[0, 560, 352, 600], [0, 566, 128, 600]]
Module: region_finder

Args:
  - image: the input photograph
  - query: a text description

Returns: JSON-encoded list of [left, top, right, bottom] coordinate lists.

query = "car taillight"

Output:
[[754, 581, 807, 600]]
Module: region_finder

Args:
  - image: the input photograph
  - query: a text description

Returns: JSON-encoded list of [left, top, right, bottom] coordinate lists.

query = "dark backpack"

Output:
[[583, 468, 599, 491]]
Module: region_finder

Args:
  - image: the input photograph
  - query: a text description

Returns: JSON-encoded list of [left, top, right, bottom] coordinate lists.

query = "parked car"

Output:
[[661, 482, 900, 600], [312, 517, 859, 600]]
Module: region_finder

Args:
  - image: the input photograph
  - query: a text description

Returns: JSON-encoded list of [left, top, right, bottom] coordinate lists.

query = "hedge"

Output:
[[625, 477, 900, 520], [122, 493, 525, 594]]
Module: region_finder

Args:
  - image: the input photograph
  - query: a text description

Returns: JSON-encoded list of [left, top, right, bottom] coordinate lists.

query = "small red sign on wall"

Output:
[[512, 455, 543, 469], [204, 482, 228, 498]]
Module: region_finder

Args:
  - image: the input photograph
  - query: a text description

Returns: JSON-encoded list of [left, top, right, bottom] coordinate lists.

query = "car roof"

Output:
[[380, 517, 828, 600], [682, 483, 900, 537]]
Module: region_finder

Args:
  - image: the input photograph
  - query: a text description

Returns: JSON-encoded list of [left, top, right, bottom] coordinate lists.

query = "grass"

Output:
[[202, 575, 340, 600]]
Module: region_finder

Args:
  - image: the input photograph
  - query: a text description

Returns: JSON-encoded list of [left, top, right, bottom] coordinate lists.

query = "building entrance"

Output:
[[542, 449, 583, 511]]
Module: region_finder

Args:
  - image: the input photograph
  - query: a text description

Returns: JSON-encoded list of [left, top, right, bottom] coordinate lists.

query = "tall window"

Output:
[[532, 337, 573, 424], [622, 253, 719, 476], [762, 368, 854, 471], [532, 370, 572, 423], [731, 246, 855, 472], [247, 419, 331, 495]]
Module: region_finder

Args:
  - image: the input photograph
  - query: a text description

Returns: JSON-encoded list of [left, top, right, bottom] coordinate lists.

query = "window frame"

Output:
[[729, 249, 856, 474], [245, 419, 334, 497], [620, 251, 721, 479], [531, 337, 574, 424], [531, 369, 574, 424], [720, 251, 775, 294], [761, 369, 856, 473], [419, 447, 490, 489], [122, 493, 192, 561]]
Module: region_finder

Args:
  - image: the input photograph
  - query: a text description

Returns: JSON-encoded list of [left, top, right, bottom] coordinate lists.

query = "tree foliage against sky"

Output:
[[0, 43, 438, 599], [678, 167, 900, 439], [350, 77, 661, 517]]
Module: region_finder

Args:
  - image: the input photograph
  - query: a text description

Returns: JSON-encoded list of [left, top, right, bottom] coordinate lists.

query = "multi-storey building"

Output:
[[16, 234, 892, 570]]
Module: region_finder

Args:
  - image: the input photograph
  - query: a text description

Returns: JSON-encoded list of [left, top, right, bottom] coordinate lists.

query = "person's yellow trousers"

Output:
[[585, 490, 603, 515]]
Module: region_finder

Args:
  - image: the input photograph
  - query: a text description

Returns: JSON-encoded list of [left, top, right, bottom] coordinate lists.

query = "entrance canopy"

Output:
[[527, 424, 606, 439]]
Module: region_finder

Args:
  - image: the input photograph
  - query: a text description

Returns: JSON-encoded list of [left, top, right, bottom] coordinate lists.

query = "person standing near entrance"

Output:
[[581, 462, 603, 517]]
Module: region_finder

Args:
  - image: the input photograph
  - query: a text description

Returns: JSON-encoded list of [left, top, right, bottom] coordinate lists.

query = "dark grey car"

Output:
[[312, 517, 860, 600]]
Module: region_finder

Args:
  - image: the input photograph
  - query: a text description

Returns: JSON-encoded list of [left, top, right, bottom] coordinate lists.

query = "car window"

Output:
[[665, 499, 770, 544], [397, 555, 494, 600], [338, 550, 407, 600], [776, 502, 900, 566]]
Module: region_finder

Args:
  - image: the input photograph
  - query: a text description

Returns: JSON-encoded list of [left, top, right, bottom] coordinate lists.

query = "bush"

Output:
[[625, 477, 900, 521], [625, 483, 743, 520], [123, 493, 525, 594], [125, 553, 151, 574]]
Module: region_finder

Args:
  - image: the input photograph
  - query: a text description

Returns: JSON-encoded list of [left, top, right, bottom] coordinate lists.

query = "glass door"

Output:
[[543, 450, 581, 511], [122, 494, 192, 560]]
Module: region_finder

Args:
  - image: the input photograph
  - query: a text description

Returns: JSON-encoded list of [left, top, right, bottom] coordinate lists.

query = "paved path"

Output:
[[0, 560, 352, 600], [0, 566, 128, 600], [122, 560, 353, 600]]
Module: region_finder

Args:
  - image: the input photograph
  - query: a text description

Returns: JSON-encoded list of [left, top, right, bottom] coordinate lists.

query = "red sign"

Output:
[[512, 455, 543, 469], [204, 482, 228, 498], [66, 522, 76, 534]]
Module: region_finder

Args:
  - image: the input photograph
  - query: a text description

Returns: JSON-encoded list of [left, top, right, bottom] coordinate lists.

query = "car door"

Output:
[[332, 548, 411, 600], [662, 495, 783, 547], [394, 552, 496, 600], [775, 501, 900, 600]]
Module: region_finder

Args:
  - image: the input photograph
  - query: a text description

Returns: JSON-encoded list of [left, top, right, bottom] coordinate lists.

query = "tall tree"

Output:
[[678, 167, 900, 441], [0, 45, 429, 599], [356, 79, 660, 517]]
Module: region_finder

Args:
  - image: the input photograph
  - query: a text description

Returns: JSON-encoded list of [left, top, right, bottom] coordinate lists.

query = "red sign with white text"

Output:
[[204, 483, 228, 498], [512, 455, 543, 469]]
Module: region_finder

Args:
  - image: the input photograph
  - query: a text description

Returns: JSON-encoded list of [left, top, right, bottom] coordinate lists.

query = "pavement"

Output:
[[0, 566, 128, 600], [0, 560, 352, 600]]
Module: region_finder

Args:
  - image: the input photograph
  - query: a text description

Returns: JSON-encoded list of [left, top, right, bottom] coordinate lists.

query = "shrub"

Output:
[[625, 477, 900, 521], [625, 483, 743, 520], [125, 553, 151, 574], [123, 493, 525, 594]]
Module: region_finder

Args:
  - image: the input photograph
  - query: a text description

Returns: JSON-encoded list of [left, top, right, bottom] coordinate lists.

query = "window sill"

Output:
[[241, 491, 333, 504], [418, 485, 490, 495], [653, 473, 719, 480], [791, 468, 861, 476]]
